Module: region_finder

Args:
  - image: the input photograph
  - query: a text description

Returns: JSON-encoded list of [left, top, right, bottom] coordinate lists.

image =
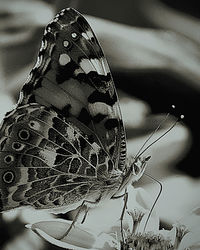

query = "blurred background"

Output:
[[0, 0, 200, 249]]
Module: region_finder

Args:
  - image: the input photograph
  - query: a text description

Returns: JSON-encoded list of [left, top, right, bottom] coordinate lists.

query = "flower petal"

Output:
[[127, 187, 158, 215], [138, 212, 159, 233], [174, 207, 200, 250], [28, 219, 97, 249], [177, 207, 200, 231], [82, 197, 124, 233], [159, 227, 177, 245], [126, 187, 159, 234], [94, 233, 120, 250], [178, 231, 200, 250]]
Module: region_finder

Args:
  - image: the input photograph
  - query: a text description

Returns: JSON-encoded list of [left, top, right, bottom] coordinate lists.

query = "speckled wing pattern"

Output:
[[0, 8, 127, 212]]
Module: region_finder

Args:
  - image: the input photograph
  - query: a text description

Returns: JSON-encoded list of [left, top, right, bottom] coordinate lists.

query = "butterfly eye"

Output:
[[4, 155, 14, 164], [12, 142, 24, 151], [28, 120, 40, 130], [18, 129, 30, 140], [2, 171, 15, 184], [71, 32, 78, 40]]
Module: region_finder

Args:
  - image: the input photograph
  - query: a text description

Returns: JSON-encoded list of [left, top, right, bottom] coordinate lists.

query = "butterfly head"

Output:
[[122, 155, 150, 187], [128, 155, 150, 182], [118, 155, 150, 193]]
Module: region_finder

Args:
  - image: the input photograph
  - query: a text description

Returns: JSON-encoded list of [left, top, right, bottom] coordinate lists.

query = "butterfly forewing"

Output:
[[20, 8, 126, 171], [0, 8, 127, 212]]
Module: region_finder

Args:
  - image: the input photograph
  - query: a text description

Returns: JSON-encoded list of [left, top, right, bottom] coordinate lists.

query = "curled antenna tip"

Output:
[[25, 224, 32, 229], [145, 155, 151, 161]]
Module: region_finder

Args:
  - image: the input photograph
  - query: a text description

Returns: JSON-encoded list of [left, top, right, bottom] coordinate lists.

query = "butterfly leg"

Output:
[[120, 190, 128, 244], [111, 189, 129, 244], [59, 199, 100, 240], [81, 206, 90, 224], [111, 193, 126, 199]]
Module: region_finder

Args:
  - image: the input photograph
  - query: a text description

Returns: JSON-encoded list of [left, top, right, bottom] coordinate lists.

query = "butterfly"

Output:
[[0, 8, 147, 214]]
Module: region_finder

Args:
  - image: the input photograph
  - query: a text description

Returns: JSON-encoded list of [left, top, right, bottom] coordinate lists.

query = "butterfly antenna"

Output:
[[137, 114, 184, 159], [135, 113, 170, 159], [142, 173, 163, 233]]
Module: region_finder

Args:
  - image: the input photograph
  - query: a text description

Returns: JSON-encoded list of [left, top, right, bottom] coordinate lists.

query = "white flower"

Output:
[[176, 207, 200, 250], [27, 185, 200, 250]]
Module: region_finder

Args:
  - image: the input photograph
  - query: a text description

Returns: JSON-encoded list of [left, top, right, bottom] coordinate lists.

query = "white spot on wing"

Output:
[[91, 58, 106, 75], [63, 40, 69, 47], [80, 58, 108, 76], [59, 54, 71, 66], [66, 127, 75, 141], [41, 150, 58, 165], [41, 39, 47, 50], [34, 55, 43, 68], [101, 58, 110, 74], [71, 32, 77, 39], [91, 142, 101, 152], [80, 59, 95, 74], [88, 102, 113, 117], [85, 29, 93, 40], [82, 32, 89, 40], [74, 68, 85, 75], [60, 11, 65, 16], [46, 26, 51, 32]]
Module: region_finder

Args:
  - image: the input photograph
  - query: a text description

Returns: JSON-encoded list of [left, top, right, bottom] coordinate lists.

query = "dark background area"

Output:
[[0, 0, 200, 249]]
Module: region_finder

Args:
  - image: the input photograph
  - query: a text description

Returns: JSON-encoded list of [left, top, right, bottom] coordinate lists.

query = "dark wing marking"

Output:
[[19, 8, 126, 171]]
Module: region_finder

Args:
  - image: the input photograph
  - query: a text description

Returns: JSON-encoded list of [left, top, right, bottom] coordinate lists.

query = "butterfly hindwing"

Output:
[[0, 104, 121, 211], [20, 8, 126, 171]]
